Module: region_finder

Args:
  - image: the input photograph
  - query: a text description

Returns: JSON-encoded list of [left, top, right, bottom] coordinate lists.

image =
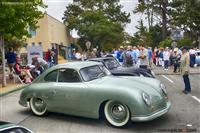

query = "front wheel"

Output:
[[30, 97, 47, 116], [104, 100, 131, 127]]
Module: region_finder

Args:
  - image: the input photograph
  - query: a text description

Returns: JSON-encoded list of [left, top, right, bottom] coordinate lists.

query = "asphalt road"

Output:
[[0, 74, 200, 133]]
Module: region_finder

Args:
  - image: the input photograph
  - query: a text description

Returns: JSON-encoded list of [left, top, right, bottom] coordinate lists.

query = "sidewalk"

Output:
[[0, 84, 25, 97]]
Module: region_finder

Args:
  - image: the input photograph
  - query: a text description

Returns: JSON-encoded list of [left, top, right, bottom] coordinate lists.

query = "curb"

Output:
[[155, 73, 200, 75], [0, 85, 25, 97]]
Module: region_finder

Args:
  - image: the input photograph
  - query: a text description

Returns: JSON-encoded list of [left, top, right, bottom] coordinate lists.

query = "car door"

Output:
[[41, 69, 60, 110], [52, 68, 90, 116]]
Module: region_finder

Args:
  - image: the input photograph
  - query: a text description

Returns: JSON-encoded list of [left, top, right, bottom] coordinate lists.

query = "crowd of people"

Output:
[[70, 44, 198, 71], [69, 44, 198, 94], [5, 48, 57, 84], [4, 45, 198, 94]]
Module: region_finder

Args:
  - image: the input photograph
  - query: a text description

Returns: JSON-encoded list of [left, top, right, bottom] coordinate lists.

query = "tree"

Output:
[[134, 0, 171, 40], [130, 20, 162, 48], [63, 0, 130, 50], [0, 0, 46, 87], [134, 0, 200, 47], [134, 0, 154, 29], [170, 0, 200, 47]]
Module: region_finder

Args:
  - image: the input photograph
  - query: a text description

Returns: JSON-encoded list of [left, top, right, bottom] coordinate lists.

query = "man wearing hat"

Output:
[[180, 46, 191, 94], [172, 48, 181, 72]]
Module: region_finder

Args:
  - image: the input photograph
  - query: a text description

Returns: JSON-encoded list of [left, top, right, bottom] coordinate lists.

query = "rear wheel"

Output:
[[30, 97, 47, 116], [104, 100, 131, 127]]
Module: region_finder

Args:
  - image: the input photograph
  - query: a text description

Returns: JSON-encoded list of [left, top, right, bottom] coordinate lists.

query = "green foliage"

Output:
[[177, 37, 192, 48], [134, 0, 199, 48], [170, 0, 200, 44], [159, 37, 173, 48], [63, 0, 130, 50], [170, 0, 200, 31], [130, 22, 162, 48], [4, 37, 25, 51], [134, 0, 169, 40], [0, 0, 46, 40]]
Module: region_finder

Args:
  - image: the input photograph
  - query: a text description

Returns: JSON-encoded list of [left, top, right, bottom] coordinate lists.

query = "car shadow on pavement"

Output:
[[28, 111, 171, 132], [17, 108, 32, 115]]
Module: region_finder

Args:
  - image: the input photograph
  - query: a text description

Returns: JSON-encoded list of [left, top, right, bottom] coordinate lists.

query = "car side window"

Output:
[[44, 70, 58, 82], [58, 69, 81, 83]]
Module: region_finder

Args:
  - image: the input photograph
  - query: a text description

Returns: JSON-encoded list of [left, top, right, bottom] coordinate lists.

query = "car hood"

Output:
[[110, 66, 139, 75], [87, 75, 162, 96], [111, 66, 151, 75]]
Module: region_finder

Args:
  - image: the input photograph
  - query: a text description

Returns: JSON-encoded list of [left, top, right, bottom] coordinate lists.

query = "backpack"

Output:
[[125, 52, 133, 65]]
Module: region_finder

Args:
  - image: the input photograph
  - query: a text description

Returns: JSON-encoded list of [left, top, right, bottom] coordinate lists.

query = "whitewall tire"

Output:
[[30, 97, 47, 116], [104, 100, 130, 127]]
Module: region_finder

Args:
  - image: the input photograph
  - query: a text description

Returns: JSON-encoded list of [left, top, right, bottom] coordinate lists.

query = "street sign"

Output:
[[85, 41, 91, 50]]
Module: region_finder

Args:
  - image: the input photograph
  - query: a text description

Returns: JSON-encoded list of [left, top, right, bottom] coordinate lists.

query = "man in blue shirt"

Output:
[[148, 47, 153, 68], [132, 46, 139, 65], [116, 46, 124, 63], [5, 48, 17, 78]]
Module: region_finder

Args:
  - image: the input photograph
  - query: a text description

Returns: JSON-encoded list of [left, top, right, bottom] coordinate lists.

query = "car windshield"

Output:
[[104, 59, 121, 69], [80, 65, 109, 81]]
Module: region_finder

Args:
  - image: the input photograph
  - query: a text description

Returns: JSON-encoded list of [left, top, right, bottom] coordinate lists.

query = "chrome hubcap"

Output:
[[111, 104, 126, 120], [33, 98, 45, 112]]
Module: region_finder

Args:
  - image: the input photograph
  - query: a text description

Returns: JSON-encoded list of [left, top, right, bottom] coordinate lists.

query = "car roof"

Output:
[[52, 61, 102, 70]]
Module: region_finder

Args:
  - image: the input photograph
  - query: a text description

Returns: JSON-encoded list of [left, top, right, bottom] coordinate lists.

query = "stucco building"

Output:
[[20, 12, 70, 63]]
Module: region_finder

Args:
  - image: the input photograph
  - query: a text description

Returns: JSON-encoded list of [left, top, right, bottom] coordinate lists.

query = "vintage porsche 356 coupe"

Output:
[[19, 61, 171, 127]]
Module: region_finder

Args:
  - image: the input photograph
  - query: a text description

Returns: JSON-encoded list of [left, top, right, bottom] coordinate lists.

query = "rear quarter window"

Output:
[[44, 70, 58, 82]]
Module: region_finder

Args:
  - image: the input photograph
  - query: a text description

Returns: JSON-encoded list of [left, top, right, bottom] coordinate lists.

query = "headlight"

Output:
[[160, 83, 167, 95], [142, 92, 151, 106]]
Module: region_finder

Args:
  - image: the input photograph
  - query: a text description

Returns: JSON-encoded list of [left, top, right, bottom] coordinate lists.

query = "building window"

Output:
[[39, 42, 42, 47], [29, 27, 36, 37]]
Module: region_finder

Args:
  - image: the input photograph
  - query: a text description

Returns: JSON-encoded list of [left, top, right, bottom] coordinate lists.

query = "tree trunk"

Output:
[[161, 1, 167, 40], [0, 35, 6, 87], [147, 5, 151, 30], [150, 8, 153, 27], [146, 0, 151, 30]]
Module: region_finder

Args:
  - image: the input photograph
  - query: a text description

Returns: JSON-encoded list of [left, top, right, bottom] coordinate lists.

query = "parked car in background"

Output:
[[0, 121, 33, 133], [19, 61, 170, 127], [87, 57, 155, 78], [195, 50, 200, 66]]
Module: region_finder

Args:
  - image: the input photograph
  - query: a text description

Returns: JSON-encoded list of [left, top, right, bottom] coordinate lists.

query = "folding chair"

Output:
[[12, 68, 24, 84]]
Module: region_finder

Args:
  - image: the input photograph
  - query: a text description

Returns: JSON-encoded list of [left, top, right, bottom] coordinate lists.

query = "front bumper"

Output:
[[131, 101, 171, 122]]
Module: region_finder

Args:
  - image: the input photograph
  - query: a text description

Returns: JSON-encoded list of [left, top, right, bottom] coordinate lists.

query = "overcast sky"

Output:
[[43, 0, 146, 36]]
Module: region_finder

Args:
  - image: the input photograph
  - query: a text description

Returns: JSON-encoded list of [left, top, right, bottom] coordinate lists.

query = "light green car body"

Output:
[[19, 61, 171, 122]]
